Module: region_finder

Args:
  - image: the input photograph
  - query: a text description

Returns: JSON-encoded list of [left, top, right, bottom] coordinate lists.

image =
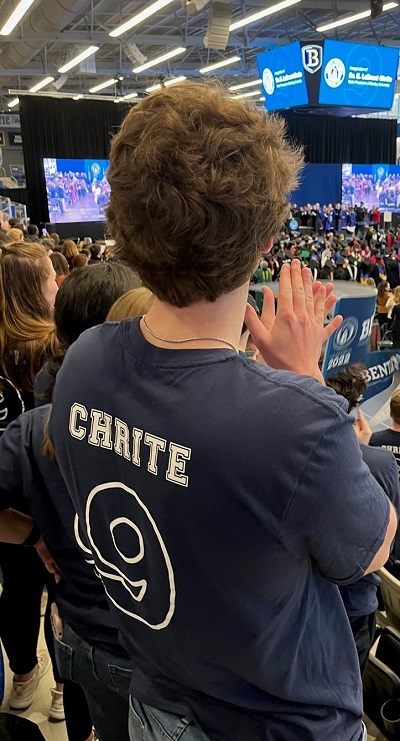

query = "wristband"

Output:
[[22, 523, 41, 547]]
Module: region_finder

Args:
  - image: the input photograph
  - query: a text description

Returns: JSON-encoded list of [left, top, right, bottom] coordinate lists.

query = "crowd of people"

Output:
[[45, 170, 110, 222], [342, 169, 400, 210], [290, 202, 381, 233], [0, 81, 399, 741]]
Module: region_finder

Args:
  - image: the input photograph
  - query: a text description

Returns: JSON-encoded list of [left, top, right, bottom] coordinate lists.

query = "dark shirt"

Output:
[[0, 375, 34, 438], [0, 405, 128, 658], [49, 318, 390, 741], [34, 364, 54, 408], [370, 428, 400, 478], [340, 443, 400, 617]]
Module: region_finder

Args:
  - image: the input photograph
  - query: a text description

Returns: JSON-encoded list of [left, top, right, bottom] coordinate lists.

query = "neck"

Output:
[[141, 284, 249, 351], [391, 422, 400, 432]]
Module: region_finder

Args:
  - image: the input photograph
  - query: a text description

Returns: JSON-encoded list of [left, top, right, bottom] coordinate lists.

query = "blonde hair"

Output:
[[7, 227, 24, 242], [106, 287, 153, 321], [0, 242, 58, 392], [365, 278, 376, 288], [394, 286, 400, 304]]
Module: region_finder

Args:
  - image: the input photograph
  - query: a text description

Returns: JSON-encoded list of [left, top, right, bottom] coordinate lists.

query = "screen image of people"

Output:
[[342, 163, 400, 212], [43, 157, 110, 224]]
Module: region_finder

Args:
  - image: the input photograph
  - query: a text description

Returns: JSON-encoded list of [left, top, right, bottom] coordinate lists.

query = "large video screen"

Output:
[[342, 163, 400, 212], [43, 158, 110, 224], [257, 41, 309, 112], [319, 40, 398, 110]]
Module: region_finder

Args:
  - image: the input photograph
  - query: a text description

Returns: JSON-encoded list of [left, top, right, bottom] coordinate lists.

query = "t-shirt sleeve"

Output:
[[0, 419, 25, 511], [280, 413, 390, 585]]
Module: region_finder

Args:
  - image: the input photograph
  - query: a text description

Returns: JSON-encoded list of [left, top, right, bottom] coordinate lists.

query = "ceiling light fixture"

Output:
[[259, 96, 266, 101], [58, 46, 99, 74], [29, 76, 55, 93], [0, 0, 36, 36], [316, 1, 397, 32], [8, 97, 20, 108], [229, 78, 262, 91], [200, 55, 241, 73], [146, 75, 187, 92], [123, 91, 139, 99], [110, 0, 176, 37], [133, 47, 186, 73], [232, 89, 262, 99], [89, 78, 118, 93], [230, 0, 301, 32], [73, 94, 83, 100]]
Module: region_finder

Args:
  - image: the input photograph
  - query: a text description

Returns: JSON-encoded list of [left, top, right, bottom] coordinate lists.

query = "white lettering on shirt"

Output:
[[166, 443, 191, 487], [69, 403, 88, 440], [88, 409, 113, 450], [68, 405, 191, 487], [144, 433, 167, 475]]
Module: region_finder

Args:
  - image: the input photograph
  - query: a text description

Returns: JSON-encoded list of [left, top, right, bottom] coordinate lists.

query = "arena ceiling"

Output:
[[0, 0, 399, 106]]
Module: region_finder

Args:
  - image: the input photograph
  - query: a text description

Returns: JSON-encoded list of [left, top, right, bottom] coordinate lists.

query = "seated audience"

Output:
[[71, 253, 90, 270], [7, 227, 24, 242]]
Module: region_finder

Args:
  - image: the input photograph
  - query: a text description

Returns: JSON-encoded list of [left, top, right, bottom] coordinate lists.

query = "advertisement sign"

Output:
[[318, 40, 398, 110], [257, 41, 309, 112], [322, 295, 377, 379]]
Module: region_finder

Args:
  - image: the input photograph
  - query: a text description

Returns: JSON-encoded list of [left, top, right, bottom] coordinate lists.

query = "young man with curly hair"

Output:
[[50, 82, 396, 741]]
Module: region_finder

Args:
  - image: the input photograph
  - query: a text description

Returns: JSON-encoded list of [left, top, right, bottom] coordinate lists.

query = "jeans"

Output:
[[129, 697, 211, 741], [129, 698, 366, 741], [54, 622, 131, 741]]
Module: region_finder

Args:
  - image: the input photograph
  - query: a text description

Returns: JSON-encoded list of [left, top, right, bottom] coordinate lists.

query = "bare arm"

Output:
[[364, 500, 398, 575]]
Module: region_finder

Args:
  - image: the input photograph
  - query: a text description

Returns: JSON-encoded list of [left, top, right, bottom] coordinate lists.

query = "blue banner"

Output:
[[322, 295, 377, 378], [323, 294, 400, 402]]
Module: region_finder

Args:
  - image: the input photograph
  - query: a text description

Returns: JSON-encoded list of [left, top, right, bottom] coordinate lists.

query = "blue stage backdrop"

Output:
[[291, 163, 342, 206]]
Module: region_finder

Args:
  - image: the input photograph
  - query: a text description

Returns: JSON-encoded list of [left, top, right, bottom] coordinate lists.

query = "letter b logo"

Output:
[[302, 45, 323, 75]]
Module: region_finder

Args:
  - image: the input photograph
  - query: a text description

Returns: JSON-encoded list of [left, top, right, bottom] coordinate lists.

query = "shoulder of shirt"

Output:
[[62, 322, 347, 420], [236, 354, 348, 420], [371, 429, 399, 441], [361, 442, 397, 465]]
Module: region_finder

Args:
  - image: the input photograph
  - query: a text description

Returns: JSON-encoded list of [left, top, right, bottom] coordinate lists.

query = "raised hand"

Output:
[[245, 260, 343, 382]]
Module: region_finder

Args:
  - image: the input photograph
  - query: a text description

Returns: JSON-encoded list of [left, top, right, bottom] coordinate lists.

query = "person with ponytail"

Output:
[[0, 241, 64, 722]]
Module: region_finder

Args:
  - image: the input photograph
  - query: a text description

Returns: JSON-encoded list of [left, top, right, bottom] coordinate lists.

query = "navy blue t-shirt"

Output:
[[339, 443, 400, 618], [0, 405, 128, 657], [0, 375, 33, 437], [370, 428, 400, 477], [50, 318, 390, 741]]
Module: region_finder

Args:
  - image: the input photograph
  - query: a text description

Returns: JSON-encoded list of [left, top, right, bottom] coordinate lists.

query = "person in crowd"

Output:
[[61, 239, 79, 270], [326, 366, 400, 674], [50, 252, 70, 287], [0, 241, 64, 720], [391, 299, 400, 348], [40, 237, 55, 254], [27, 224, 40, 242], [50, 81, 396, 741], [106, 287, 154, 322], [376, 281, 393, 327], [89, 243, 102, 264], [35, 262, 140, 406], [51, 232, 61, 248], [71, 253, 90, 270], [370, 390, 400, 477], [7, 227, 24, 242], [385, 285, 400, 323], [0, 262, 142, 740], [365, 277, 376, 289]]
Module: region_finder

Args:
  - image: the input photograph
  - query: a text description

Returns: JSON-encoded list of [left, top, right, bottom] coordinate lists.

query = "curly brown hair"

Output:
[[326, 365, 367, 412], [107, 81, 302, 307]]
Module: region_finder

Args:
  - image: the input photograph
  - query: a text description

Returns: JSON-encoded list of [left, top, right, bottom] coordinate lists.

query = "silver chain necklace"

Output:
[[142, 315, 238, 353]]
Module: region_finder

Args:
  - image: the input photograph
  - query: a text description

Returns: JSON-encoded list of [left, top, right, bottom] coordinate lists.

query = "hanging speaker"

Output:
[[371, 0, 383, 18], [203, 0, 232, 50]]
